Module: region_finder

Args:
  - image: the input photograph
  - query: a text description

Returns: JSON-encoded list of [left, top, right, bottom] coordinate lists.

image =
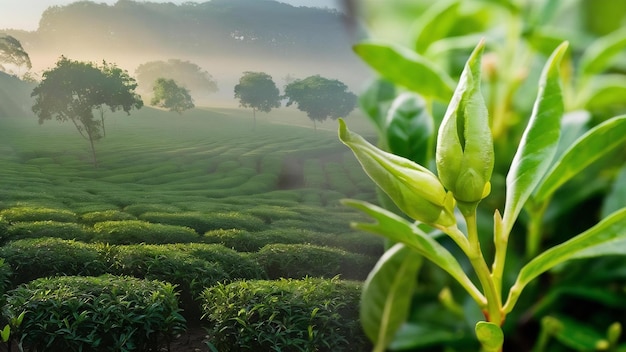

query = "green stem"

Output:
[[491, 210, 506, 297], [450, 203, 503, 325], [526, 201, 549, 259]]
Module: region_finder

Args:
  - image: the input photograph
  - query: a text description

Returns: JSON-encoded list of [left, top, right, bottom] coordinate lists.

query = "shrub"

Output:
[[253, 243, 376, 280], [7, 221, 92, 242], [102, 244, 229, 319], [79, 210, 137, 225], [0, 216, 9, 243], [202, 228, 302, 252], [200, 277, 369, 352], [4, 275, 186, 351], [0, 206, 77, 223], [91, 220, 199, 245], [139, 211, 266, 233], [123, 203, 182, 216], [168, 243, 266, 280], [0, 238, 107, 286]]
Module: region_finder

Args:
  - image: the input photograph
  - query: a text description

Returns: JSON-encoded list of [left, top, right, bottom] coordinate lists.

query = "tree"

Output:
[[150, 78, 194, 114], [0, 34, 31, 76], [234, 71, 281, 129], [284, 75, 357, 129], [135, 59, 218, 102], [31, 57, 143, 167]]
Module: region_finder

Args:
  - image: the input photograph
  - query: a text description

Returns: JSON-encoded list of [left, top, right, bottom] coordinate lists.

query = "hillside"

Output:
[[3, 0, 369, 106]]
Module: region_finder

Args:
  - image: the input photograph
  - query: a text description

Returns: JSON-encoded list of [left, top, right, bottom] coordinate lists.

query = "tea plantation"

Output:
[[0, 107, 382, 351]]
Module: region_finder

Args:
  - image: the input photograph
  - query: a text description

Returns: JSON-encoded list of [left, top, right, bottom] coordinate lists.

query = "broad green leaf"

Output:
[[583, 77, 626, 111], [505, 207, 626, 313], [475, 321, 504, 352], [0, 325, 9, 342], [501, 42, 568, 234], [602, 163, 626, 218], [554, 110, 590, 160], [342, 199, 484, 303], [390, 322, 471, 350], [425, 34, 487, 61], [359, 78, 397, 135], [579, 27, 626, 78], [411, 1, 461, 54], [354, 42, 456, 102], [533, 115, 626, 203], [360, 243, 422, 350], [385, 93, 434, 166]]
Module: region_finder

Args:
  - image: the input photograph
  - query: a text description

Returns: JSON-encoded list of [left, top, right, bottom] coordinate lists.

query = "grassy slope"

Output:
[[0, 106, 379, 244]]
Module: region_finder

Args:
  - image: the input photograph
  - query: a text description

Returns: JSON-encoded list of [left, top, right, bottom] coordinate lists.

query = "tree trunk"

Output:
[[253, 108, 257, 130], [313, 119, 317, 131], [88, 133, 98, 168]]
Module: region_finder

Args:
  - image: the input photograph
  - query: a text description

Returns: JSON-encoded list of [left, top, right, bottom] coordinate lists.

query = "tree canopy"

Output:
[[135, 59, 218, 100], [284, 75, 357, 129], [151, 78, 194, 114], [0, 34, 31, 76], [31, 56, 143, 167], [234, 71, 281, 127]]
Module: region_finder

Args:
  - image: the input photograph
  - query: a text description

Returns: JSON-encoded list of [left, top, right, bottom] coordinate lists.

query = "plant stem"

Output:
[[450, 203, 503, 325], [491, 210, 506, 297], [526, 200, 549, 259], [458, 203, 504, 325]]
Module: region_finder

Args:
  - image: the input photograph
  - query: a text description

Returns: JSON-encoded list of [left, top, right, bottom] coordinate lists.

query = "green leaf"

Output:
[[360, 243, 422, 351], [358, 78, 397, 135], [554, 110, 590, 160], [411, 1, 461, 53], [583, 76, 626, 111], [475, 321, 504, 352], [549, 316, 607, 351], [579, 27, 626, 77], [342, 199, 484, 304], [501, 41, 568, 234], [353, 42, 456, 102], [0, 325, 9, 343], [602, 163, 626, 218], [533, 115, 626, 203], [385, 93, 434, 166], [505, 207, 626, 313]]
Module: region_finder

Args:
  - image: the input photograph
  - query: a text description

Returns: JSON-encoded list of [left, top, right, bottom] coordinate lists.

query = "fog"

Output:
[[5, 0, 371, 108]]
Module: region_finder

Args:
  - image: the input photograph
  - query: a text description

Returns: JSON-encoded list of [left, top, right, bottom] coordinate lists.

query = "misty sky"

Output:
[[1, 0, 342, 31]]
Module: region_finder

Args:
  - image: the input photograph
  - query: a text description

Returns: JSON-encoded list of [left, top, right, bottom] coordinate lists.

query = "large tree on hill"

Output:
[[0, 34, 31, 77], [151, 78, 194, 114], [234, 71, 281, 129], [31, 57, 143, 167], [283, 75, 357, 130]]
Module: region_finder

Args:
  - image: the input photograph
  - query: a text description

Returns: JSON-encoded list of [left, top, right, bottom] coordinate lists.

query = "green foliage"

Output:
[[0, 238, 107, 286], [31, 56, 143, 166], [91, 220, 199, 245], [139, 211, 266, 234], [79, 210, 137, 225], [253, 243, 376, 280], [234, 71, 281, 124], [0, 34, 31, 75], [200, 277, 368, 352], [135, 59, 217, 97], [284, 75, 357, 128], [7, 221, 92, 242], [0, 206, 77, 223], [150, 77, 195, 114], [102, 244, 229, 318], [4, 275, 185, 352]]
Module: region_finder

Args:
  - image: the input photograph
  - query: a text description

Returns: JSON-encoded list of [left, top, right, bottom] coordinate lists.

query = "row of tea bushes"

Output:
[[0, 238, 377, 316], [3, 275, 185, 352]]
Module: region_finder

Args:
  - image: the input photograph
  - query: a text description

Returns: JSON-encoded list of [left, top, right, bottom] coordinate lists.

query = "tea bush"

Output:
[[168, 243, 266, 280], [102, 244, 229, 318], [202, 228, 302, 252], [78, 210, 137, 225], [140, 211, 266, 233], [4, 275, 186, 351], [0, 238, 108, 286], [253, 243, 377, 280], [0, 206, 77, 223], [7, 221, 93, 242], [200, 277, 368, 352], [91, 220, 199, 245]]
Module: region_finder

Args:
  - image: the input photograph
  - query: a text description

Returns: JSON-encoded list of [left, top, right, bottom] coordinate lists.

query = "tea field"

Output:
[[0, 106, 382, 350]]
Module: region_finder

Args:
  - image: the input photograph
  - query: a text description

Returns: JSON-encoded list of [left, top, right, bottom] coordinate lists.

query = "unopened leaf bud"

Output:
[[338, 119, 456, 227], [436, 39, 494, 205]]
